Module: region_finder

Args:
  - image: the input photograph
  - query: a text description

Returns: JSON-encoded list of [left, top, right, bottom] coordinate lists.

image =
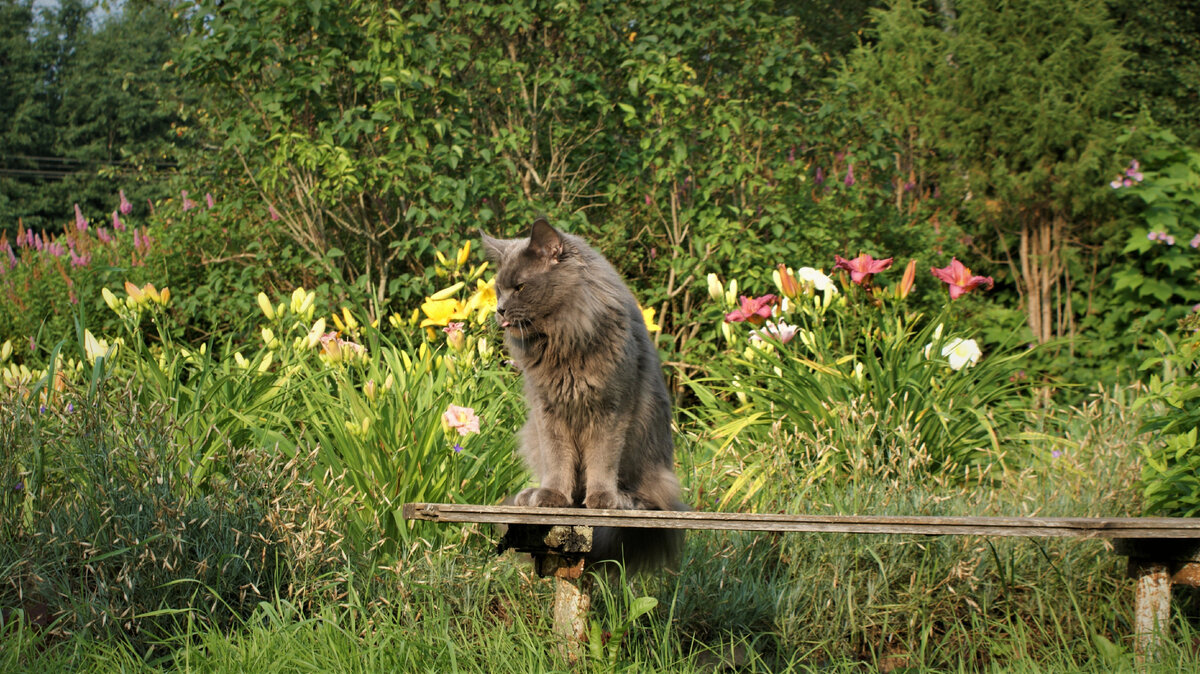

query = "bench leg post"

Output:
[[1132, 561, 1170, 664], [553, 574, 591, 644]]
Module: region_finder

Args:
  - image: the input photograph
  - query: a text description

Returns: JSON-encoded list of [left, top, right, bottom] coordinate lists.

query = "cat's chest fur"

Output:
[[510, 310, 630, 410]]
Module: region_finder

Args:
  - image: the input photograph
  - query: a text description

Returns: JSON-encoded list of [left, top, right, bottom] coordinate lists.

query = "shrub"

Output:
[[0, 389, 296, 648], [1136, 312, 1200, 516]]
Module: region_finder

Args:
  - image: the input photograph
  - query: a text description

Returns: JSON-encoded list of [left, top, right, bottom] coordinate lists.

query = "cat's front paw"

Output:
[[585, 490, 629, 510], [517, 487, 571, 508]]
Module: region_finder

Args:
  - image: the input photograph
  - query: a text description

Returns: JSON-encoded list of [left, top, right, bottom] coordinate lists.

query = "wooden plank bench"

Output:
[[402, 503, 1200, 661]]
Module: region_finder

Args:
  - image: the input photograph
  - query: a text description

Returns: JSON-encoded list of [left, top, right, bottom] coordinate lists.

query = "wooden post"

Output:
[[1130, 559, 1171, 662], [1114, 538, 1200, 664], [498, 524, 594, 653]]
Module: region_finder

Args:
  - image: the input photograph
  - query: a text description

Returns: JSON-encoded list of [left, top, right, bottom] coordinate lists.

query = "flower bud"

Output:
[[707, 273, 723, 303], [1, 339, 11, 362], [430, 282, 466, 301], [102, 288, 120, 313], [290, 287, 307, 314], [125, 280, 145, 306], [306, 318, 326, 350], [257, 292, 276, 320]]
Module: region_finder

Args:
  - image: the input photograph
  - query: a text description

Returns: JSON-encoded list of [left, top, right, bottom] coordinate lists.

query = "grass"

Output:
[[3, 382, 1199, 672]]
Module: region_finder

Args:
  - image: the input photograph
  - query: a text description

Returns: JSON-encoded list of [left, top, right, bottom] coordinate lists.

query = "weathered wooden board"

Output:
[[402, 502, 1200, 539]]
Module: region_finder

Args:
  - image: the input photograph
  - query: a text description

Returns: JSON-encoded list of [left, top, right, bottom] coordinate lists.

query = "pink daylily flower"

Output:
[[725, 294, 777, 325], [931, 258, 994, 299], [442, 404, 481, 436], [833, 254, 893, 285]]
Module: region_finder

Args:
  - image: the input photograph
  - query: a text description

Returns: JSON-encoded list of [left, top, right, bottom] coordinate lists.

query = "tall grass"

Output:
[[5, 385, 1199, 671]]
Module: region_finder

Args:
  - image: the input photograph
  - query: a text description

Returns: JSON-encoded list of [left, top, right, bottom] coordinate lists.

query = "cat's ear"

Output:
[[479, 230, 511, 262], [528, 217, 563, 263]]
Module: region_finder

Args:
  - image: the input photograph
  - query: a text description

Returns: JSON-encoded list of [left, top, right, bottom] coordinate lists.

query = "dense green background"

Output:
[[3, 1, 1200, 670]]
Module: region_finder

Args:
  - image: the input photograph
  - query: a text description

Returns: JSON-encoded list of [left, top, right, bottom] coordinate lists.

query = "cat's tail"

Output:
[[588, 470, 688, 575], [587, 522, 685, 574]]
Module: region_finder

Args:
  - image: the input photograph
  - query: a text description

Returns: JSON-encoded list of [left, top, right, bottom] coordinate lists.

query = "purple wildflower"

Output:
[[66, 402, 74, 414], [453, 443, 463, 453], [814, 166, 824, 184], [1191, 233, 1200, 249], [268, 205, 280, 221], [1165, 235, 1176, 246], [1148, 231, 1160, 241], [112, 210, 125, 232], [1051, 450, 1062, 459], [119, 189, 133, 215], [844, 163, 856, 187], [74, 203, 88, 232], [205, 192, 215, 209], [69, 250, 91, 268], [181, 190, 197, 212]]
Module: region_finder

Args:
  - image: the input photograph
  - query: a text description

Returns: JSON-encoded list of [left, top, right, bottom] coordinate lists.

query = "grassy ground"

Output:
[[4, 387, 1199, 672]]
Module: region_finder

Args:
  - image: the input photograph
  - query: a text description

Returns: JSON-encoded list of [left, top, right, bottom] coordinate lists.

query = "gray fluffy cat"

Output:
[[481, 217, 685, 571]]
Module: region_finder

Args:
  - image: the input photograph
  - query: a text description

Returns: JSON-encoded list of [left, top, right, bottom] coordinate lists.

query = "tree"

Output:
[[0, 0, 186, 239], [845, 0, 1128, 346]]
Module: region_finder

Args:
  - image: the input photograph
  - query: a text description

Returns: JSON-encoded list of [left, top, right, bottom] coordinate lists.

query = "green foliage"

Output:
[[1111, 129, 1200, 321], [1136, 314, 1200, 516], [1110, 0, 1200, 146], [0, 389, 294, 647], [176, 0, 943, 371]]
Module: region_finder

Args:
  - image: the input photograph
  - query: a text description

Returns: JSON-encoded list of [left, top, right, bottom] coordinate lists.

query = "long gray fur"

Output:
[[481, 217, 686, 572]]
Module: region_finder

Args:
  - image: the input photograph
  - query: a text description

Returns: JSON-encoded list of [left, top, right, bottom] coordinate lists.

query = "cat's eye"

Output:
[[514, 283, 525, 293]]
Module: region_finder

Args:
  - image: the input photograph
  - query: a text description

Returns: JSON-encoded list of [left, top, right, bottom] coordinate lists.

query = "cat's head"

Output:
[[480, 217, 577, 333]]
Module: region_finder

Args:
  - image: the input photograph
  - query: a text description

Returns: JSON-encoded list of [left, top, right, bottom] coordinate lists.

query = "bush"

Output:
[[0, 389, 298, 648], [1136, 312, 1200, 516]]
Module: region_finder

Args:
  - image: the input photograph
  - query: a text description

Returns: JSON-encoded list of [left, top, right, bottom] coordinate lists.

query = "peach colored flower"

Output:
[[442, 404, 480, 436]]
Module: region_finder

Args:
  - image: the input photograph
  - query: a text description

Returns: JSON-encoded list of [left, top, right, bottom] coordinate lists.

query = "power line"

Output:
[[2, 154, 180, 169]]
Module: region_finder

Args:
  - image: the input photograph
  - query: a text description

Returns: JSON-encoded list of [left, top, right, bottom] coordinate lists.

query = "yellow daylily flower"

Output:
[[455, 241, 471, 267], [82, 330, 114, 363], [641, 306, 661, 333], [468, 278, 497, 322], [420, 297, 470, 327]]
